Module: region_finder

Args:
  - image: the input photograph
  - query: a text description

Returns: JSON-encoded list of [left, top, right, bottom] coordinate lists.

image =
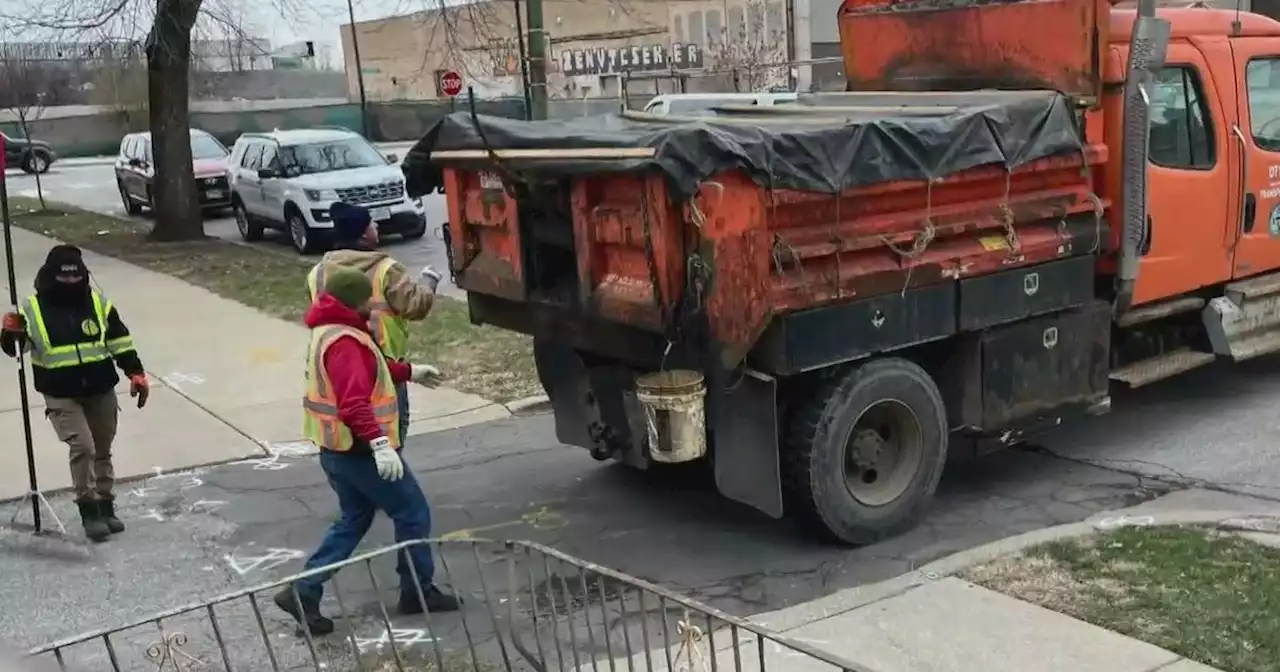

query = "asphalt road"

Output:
[[7, 354, 1280, 668], [3, 155, 464, 299]]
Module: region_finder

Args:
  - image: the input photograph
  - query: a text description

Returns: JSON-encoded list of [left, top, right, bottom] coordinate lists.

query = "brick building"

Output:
[[339, 0, 799, 101]]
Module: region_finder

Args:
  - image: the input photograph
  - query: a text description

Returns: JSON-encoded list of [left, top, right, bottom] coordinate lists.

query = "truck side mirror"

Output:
[[257, 168, 277, 179]]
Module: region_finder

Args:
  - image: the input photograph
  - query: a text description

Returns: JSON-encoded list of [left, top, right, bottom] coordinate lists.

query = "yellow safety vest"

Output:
[[302, 323, 401, 451], [18, 292, 135, 369], [306, 258, 408, 360]]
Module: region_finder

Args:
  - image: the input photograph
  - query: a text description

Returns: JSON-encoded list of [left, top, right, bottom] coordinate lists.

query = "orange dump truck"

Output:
[[403, 0, 1280, 544]]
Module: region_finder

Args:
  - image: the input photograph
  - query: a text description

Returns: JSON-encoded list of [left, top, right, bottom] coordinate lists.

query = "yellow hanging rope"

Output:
[[671, 610, 709, 672]]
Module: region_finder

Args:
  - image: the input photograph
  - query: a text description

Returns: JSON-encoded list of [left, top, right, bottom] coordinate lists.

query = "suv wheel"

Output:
[[288, 210, 319, 255], [233, 200, 263, 242], [118, 181, 142, 216], [22, 150, 50, 174], [402, 215, 427, 240]]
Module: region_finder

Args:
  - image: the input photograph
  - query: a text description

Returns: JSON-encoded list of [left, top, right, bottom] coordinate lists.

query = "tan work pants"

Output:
[[43, 392, 119, 502]]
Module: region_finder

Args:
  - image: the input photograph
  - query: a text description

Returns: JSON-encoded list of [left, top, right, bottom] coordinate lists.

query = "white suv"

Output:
[[226, 128, 426, 254]]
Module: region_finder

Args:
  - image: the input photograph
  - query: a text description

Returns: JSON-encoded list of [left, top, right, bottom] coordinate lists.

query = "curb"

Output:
[[752, 507, 1280, 634], [0, 450, 269, 507], [503, 394, 551, 414]]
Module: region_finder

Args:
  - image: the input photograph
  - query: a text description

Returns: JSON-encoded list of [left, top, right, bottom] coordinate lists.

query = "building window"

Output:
[[689, 11, 705, 48], [729, 6, 745, 41], [706, 9, 723, 45], [767, 2, 784, 41], [1149, 66, 1214, 169], [675, 15, 685, 43], [749, 3, 765, 42]]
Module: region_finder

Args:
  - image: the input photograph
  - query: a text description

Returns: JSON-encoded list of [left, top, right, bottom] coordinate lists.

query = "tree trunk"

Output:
[[145, 0, 204, 242], [17, 112, 46, 210]]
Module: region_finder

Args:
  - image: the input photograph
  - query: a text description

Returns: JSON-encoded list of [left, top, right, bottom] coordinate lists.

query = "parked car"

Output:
[[226, 128, 427, 254], [2, 130, 57, 174], [115, 129, 232, 216], [640, 92, 799, 116]]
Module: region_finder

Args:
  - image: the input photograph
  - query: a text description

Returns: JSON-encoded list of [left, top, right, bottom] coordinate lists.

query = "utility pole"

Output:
[[346, 0, 371, 137], [525, 0, 547, 120], [513, 0, 533, 120]]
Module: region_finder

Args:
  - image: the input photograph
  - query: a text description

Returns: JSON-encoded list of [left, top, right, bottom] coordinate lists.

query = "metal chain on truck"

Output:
[[439, 222, 458, 285]]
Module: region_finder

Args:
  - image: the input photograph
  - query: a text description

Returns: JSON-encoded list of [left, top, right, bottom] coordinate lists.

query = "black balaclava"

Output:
[[34, 244, 91, 306]]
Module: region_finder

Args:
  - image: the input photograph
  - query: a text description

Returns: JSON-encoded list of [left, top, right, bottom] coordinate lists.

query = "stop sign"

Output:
[[440, 70, 463, 97]]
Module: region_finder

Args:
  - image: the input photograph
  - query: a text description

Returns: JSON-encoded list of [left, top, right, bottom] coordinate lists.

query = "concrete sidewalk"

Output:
[[0, 225, 508, 500], [602, 490, 1280, 672]]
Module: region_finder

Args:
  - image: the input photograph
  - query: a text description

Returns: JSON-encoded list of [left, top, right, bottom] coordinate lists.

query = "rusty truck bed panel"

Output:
[[838, 0, 1110, 100], [436, 143, 1107, 367]]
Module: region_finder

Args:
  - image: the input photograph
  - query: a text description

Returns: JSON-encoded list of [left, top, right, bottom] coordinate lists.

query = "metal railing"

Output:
[[27, 539, 873, 672]]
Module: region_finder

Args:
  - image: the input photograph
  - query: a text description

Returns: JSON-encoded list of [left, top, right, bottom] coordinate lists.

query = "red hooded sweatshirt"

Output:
[[304, 293, 411, 444]]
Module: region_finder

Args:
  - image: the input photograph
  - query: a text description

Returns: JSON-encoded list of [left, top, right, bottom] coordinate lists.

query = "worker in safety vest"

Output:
[[276, 267, 460, 635], [0, 245, 150, 542], [306, 201, 442, 446]]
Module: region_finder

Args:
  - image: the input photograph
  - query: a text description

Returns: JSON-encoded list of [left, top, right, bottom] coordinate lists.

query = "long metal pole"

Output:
[[513, 0, 533, 120], [346, 0, 371, 137], [0, 142, 41, 533], [525, 0, 547, 120]]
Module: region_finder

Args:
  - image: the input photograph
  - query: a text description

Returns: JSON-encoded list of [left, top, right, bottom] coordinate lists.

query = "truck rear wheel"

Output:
[[782, 357, 948, 545]]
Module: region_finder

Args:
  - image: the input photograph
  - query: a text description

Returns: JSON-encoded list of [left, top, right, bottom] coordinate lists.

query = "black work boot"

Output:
[[399, 585, 462, 615], [77, 500, 110, 543], [99, 496, 125, 534], [273, 587, 335, 636]]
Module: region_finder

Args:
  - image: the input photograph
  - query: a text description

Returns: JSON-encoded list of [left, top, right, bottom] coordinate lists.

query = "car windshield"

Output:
[[191, 134, 227, 160], [282, 138, 385, 175]]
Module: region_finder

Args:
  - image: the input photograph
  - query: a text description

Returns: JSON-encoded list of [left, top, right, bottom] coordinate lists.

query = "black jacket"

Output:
[[1, 294, 144, 399]]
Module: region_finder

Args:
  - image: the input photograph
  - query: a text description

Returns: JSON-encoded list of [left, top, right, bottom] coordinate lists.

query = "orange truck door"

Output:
[[1229, 38, 1280, 278], [1132, 45, 1235, 305]]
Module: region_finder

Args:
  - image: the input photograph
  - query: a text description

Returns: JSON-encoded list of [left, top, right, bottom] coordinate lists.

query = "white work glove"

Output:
[[420, 265, 442, 293], [410, 363, 442, 387], [369, 436, 404, 481]]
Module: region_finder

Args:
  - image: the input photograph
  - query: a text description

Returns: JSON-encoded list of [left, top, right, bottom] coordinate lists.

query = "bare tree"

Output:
[[0, 0, 257, 240], [0, 42, 53, 209], [707, 0, 788, 92]]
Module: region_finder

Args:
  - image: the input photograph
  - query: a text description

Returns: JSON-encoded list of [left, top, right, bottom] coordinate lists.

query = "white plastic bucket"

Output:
[[635, 369, 707, 463]]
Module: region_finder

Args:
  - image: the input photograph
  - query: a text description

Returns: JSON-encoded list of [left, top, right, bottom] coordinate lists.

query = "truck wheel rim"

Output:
[[235, 206, 248, 235], [842, 400, 924, 507], [33, 156, 45, 172]]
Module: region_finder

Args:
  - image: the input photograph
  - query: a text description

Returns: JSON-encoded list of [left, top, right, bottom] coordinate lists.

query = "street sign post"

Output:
[[440, 70, 463, 97]]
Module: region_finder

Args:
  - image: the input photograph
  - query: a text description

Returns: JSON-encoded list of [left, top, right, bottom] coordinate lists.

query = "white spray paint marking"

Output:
[[141, 510, 166, 522], [178, 476, 204, 491], [189, 500, 226, 513], [233, 455, 291, 471], [263, 441, 319, 458], [224, 548, 305, 576], [355, 628, 437, 652], [128, 486, 157, 498], [1095, 515, 1156, 530], [162, 372, 206, 392]]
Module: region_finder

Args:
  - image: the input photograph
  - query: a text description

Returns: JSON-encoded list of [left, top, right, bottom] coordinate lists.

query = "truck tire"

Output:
[[782, 357, 948, 545]]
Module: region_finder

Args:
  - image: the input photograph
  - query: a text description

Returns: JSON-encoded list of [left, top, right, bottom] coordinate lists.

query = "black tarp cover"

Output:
[[401, 93, 1083, 200]]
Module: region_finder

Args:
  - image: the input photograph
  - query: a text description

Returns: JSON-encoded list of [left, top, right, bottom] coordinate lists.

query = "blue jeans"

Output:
[[294, 449, 434, 601], [396, 381, 410, 446]]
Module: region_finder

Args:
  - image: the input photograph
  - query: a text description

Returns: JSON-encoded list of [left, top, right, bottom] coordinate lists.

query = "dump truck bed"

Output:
[[404, 91, 1106, 370]]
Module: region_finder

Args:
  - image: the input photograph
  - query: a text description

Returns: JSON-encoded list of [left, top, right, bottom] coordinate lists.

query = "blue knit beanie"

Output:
[[330, 202, 372, 241]]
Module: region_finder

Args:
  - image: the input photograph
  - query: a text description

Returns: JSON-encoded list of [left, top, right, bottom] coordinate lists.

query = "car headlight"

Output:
[[304, 188, 338, 201], [413, 197, 424, 210]]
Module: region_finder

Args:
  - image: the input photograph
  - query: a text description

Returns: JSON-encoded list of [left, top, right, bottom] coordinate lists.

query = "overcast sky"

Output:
[[0, 0, 436, 69]]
